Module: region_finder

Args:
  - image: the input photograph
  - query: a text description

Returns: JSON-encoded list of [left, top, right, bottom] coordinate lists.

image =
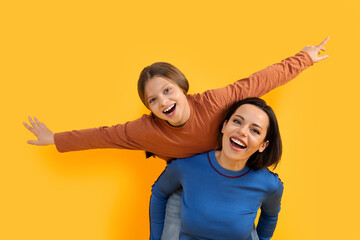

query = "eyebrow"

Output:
[[234, 115, 263, 130]]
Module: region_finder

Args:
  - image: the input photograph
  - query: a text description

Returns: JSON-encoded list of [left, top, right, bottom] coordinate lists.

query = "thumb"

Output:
[[316, 55, 329, 63], [27, 140, 39, 145]]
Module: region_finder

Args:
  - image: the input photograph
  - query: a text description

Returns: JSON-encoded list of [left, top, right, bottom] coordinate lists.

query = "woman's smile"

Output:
[[229, 137, 247, 151]]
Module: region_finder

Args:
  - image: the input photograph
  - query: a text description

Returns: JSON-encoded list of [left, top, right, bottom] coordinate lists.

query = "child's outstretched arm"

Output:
[[247, 36, 330, 97], [201, 37, 330, 110], [23, 117, 54, 146], [23, 115, 149, 152]]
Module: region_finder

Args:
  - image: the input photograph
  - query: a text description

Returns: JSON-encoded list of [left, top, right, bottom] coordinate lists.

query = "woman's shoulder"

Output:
[[252, 168, 283, 192], [170, 151, 210, 167], [177, 151, 209, 162]]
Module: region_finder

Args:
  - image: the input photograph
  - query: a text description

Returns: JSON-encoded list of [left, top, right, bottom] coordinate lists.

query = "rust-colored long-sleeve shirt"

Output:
[[54, 51, 313, 161]]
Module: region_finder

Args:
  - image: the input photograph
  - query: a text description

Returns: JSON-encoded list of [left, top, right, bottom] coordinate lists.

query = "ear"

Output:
[[259, 140, 269, 153], [221, 120, 228, 134]]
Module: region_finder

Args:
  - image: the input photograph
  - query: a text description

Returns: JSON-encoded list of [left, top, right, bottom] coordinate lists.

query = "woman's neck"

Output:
[[215, 150, 248, 171]]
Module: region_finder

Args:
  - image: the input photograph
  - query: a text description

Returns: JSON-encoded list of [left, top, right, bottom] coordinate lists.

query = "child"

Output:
[[23, 38, 329, 162]]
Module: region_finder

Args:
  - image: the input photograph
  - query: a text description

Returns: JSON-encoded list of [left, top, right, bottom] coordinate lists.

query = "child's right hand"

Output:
[[23, 117, 55, 146]]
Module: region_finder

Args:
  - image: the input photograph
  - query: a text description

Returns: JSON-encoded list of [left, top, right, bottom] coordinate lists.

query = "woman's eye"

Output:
[[164, 88, 170, 94], [149, 98, 156, 104], [251, 129, 260, 135], [233, 119, 241, 124]]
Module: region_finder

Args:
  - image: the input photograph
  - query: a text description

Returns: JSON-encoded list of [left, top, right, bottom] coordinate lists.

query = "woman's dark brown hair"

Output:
[[137, 62, 189, 108], [219, 97, 282, 170]]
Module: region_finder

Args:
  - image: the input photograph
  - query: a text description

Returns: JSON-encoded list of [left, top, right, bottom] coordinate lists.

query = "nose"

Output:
[[159, 95, 169, 107], [237, 125, 248, 137]]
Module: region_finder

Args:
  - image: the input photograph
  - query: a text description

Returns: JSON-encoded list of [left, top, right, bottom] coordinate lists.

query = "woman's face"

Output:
[[145, 76, 190, 126], [221, 104, 270, 162]]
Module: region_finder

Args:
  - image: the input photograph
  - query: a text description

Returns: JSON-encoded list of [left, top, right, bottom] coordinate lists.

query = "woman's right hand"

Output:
[[23, 117, 55, 146]]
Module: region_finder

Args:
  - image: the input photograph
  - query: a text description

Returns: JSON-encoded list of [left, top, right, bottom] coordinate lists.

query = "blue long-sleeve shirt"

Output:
[[150, 150, 283, 240]]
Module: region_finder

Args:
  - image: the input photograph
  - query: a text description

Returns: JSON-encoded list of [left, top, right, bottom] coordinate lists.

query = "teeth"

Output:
[[164, 104, 175, 113], [231, 138, 246, 147]]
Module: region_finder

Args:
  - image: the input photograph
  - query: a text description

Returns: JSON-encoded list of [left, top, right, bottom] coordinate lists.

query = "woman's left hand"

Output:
[[302, 37, 329, 63]]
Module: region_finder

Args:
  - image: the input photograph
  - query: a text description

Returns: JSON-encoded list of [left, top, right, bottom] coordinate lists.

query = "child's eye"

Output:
[[149, 98, 156, 104], [164, 88, 170, 94]]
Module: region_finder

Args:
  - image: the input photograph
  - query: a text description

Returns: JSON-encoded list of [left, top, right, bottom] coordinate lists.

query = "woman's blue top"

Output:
[[150, 150, 283, 240]]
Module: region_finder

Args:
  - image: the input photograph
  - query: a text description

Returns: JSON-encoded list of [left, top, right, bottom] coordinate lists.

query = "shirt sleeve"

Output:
[[149, 160, 182, 240], [53, 117, 148, 153], [256, 177, 284, 240], [200, 51, 313, 111]]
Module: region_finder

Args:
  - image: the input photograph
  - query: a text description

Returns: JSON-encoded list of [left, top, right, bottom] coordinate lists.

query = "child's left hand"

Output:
[[302, 37, 329, 63]]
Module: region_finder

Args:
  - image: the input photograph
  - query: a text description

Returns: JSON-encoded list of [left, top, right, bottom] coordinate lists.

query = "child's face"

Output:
[[145, 76, 190, 126]]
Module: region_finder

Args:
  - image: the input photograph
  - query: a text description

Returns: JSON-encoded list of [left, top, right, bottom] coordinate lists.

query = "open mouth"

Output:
[[163, 103, 176, 116], [230, 137, 247, 149]]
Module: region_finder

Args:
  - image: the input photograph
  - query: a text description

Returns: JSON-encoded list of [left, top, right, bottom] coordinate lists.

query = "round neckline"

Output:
[[207, 150, 251, 178]]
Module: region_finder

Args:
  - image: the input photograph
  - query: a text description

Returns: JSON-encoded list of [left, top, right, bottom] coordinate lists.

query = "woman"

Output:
[[150, 97, 283, 240]]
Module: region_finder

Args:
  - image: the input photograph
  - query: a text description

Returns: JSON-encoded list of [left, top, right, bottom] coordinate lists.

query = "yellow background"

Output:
[[1, 0, 359, 239]]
